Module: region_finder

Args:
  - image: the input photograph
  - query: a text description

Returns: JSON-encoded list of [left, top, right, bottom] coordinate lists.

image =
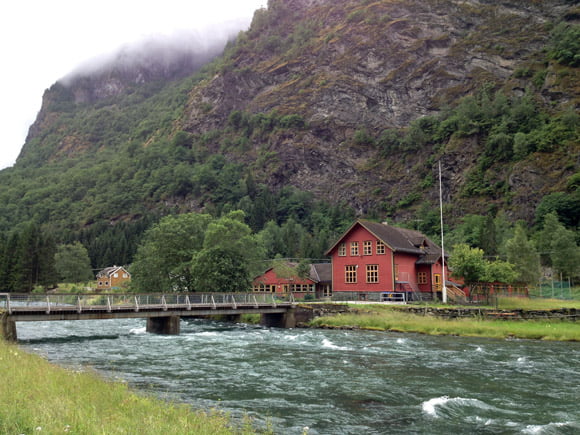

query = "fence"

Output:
[[531, 279, 575, 300]]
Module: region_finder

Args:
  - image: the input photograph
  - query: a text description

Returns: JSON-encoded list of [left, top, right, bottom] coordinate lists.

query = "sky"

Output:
[[0, 0, 265, 170]]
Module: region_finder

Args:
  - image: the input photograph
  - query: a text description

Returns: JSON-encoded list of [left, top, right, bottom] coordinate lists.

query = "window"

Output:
[[122, 273, 128, 278], [345, 265, 357, 283], [253, 283, 269, 292], [394, 264, 399, 281], [376, 240, 386, 255], [363, 241, 372, 255], [338, 243, 346, 256], [113, 273, 119, 278], [350, 242, 359, 256], [417, 272, 428, 285], [366, 265, 379, 283]]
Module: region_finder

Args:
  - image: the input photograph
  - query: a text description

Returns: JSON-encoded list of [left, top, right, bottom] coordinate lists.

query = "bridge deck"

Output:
[[1, 293, 294, 320], [0, 293, 297, 340]]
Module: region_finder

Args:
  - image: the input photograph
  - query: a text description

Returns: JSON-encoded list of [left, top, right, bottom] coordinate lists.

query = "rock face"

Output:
[[180, 0, 577, 220], [16, 0, 579, 226]]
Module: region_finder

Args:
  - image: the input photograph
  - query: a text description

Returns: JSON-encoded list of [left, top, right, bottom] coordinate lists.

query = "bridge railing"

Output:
[[0, 292, 295, 314]]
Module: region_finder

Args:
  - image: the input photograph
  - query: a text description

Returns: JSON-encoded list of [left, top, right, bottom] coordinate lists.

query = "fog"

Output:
[[0, 0, 265, 169]]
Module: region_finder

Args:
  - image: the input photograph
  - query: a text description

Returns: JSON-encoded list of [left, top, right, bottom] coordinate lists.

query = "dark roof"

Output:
[[254, 262, 332, 283], [96, 266, 129, 278], [326, 220, 446, 265], [310, 263, 332, 283]]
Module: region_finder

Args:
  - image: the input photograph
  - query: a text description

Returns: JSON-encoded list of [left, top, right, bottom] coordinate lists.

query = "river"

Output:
[[17, 318, 580, 434]]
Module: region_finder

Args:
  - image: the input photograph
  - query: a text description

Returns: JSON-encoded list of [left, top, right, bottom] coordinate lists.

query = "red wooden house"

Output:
[[252, 262, 332, 299], [325, 220, 454, 302]]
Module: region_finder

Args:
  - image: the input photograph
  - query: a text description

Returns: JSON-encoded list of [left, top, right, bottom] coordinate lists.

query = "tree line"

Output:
[[1, 207, 578, 293], [0, 224, 94, 292]]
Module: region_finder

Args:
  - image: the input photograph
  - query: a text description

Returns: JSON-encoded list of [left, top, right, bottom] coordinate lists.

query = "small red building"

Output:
[[325, 220, 453, 302], [252, 262, 332, 299]]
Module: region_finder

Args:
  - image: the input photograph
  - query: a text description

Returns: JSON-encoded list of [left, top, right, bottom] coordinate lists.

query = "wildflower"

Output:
[[35, 427, 42, 431]]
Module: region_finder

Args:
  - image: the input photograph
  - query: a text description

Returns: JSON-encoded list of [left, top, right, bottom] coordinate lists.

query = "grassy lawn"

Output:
[[309, 300, 580, 341], [0, 338, 256, 435], [497, 296, 580, 310]]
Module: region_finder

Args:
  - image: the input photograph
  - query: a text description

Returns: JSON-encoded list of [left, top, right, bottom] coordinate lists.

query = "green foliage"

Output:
[[450, 243, 518, 286], [131, 211, 263, 292], [483, 259, 517, 284], [191, 247, 251, 292], [353, 129, 375, 146], [0, 224, 57, 292], [505, 223, 541, 285], [448, 244, 488, 286], [535, 190, 580, 229], [55, 242, 94, 283], [131, 213, 213, 292], [536, 213, 580, 279], [547, 22, 580, 66]]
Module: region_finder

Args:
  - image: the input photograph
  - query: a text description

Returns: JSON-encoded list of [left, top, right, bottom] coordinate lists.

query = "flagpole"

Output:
[[439, 160, 448, 303]]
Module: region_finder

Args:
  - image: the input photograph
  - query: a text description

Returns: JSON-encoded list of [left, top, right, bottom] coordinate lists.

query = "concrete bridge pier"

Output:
[[1, 313, 17, 342], [146, 316, 181, 335], [260, 308, 296, 328]]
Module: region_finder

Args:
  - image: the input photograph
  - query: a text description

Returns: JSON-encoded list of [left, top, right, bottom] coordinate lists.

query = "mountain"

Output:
[[0, 0, 578, 267]]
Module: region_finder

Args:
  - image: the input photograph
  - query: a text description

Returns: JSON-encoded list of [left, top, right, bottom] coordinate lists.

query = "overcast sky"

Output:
[[0, 0, 265, 170]]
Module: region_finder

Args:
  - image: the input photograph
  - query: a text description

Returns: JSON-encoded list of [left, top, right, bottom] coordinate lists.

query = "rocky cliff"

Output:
[[7, 0, 580, 235]]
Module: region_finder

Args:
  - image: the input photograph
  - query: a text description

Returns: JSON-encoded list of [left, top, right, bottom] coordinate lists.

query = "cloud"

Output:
[[0, 0, 265, 169]]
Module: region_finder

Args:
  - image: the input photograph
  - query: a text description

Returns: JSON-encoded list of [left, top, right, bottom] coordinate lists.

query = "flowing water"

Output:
[[17, 318, 580, 434]]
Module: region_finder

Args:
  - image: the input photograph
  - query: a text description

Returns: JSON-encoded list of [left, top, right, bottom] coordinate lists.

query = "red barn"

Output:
[[325, 220, 455, 302]]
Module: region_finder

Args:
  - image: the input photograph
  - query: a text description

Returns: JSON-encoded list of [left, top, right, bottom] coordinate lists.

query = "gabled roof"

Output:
[[325, 220, 446, 265], [254, 262, 332, 283], [96, 266, 130, 279]]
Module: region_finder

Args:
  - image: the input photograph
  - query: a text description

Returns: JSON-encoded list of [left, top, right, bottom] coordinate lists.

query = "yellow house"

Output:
[[96, 266, 131, 290]]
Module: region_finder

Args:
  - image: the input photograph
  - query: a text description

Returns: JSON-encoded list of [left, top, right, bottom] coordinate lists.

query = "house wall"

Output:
[[110, 269, 131, 288], [252, 268, 316, 297], [417, 265, 433, 292], [96, 268, 130, 290], [330, 225, 394, 293], [393, 252, 418, 284]]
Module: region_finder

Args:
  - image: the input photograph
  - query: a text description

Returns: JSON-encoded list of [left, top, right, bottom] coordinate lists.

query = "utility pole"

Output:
[[439, 160, 447, 303]]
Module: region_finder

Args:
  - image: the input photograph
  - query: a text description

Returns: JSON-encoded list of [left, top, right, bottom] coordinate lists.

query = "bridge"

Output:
[[0, 292, 297, 341]]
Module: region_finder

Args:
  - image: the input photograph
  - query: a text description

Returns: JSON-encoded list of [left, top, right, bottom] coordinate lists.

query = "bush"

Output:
[[548, 23, 580, 67]]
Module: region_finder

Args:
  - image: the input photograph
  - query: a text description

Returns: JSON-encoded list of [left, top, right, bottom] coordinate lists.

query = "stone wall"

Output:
[[397, 307, 579, 321]]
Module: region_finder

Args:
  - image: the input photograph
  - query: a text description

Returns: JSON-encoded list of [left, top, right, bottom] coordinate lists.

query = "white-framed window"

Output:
[[363, 241, 372, 255], [376, 240, 386, 255], [338, 242, 347, 256], [350, 242, 359, 256]]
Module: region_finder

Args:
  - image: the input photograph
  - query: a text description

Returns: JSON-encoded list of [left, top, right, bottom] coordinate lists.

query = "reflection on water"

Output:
[[18, 318, 580, 434]]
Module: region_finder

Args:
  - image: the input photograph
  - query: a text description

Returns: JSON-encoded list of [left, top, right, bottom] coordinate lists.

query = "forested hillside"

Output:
[[0, 0, 578, 286]]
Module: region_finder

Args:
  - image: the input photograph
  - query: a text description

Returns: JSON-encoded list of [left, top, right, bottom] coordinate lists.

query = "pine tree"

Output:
[[506, 223, 541, 285]]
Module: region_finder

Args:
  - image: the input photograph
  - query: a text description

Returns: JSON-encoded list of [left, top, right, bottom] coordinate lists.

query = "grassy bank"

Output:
[[0, 339, 254, 434], [309, 304, 580, 341], [498, 296, 580, 310]]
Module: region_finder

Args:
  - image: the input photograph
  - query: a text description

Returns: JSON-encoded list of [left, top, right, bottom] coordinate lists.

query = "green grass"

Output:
[[0, 339, 256, 434], [309, 307, 580, 341], [497, 296, 580, 310]]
